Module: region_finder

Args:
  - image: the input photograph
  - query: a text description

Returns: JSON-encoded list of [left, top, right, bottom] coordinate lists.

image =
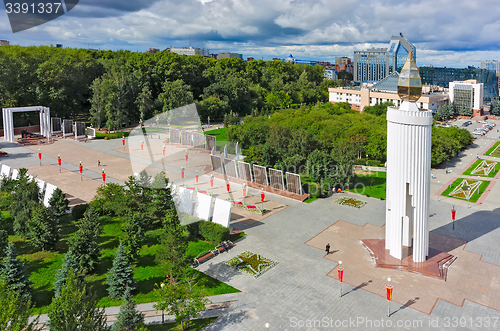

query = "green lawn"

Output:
[[440, 178, 491, 203], [6, 214, 240, 315], [462, 158, 500, 177], [346, 171, 387, 199], [146, 317, 218, 330], [485, 141, 500, 158]]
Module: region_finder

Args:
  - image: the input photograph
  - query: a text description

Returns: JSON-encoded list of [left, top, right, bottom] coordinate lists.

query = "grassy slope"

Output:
[[5, 213, 239, 314]]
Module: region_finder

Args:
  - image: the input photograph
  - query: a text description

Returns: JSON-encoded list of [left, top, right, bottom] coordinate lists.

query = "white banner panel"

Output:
[[176, 186, 194, 215], [11, 168, 19, 180], [193, 193, 214, 221], [212, 198, 231, 228], [35, 178, 46, 195], [0, 164, 12, 179], [43, 183, 58, 207]]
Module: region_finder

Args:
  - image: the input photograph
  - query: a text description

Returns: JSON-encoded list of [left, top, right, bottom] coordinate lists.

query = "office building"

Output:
[[168, 47, 209, 57], [324, 69, 338, 80], [419, 66, 498, 101], [449, 80, 483, 116], [217, 52, 243, 60], [481, 60, 500, 73], [0, 40, 9, 46], [353, 35, 415, 83], [329, 71, 448, 112]]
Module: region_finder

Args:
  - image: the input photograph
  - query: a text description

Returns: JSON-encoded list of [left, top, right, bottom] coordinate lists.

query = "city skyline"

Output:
[[1, 0, 500, 68]]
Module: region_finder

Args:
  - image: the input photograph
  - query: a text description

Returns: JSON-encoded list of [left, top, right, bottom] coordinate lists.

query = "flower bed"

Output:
[[0, 150, 7, 157], [470, 160, 497, 176], [449, 179, 481, 200], [225, 251, 277, 278], [334, 196, 366, 208]]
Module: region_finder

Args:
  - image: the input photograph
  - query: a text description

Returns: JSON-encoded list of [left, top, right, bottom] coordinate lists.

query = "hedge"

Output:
[[188, 220, 230, 244]]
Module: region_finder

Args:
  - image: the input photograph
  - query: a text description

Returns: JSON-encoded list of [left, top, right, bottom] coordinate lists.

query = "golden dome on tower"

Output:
[[397, 52, 422, 103]]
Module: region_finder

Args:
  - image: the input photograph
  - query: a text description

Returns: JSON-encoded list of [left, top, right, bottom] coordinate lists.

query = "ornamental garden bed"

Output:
[[485, 141, 500, 158], [441, 178, 491, 203], [334, 196, 367, 208], [463, 159, 500, 177], [225, 251, 277, 278], [0, 150, 7, 157]]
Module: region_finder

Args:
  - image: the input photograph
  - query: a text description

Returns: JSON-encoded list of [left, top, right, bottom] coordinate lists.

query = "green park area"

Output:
[[346, 171, 387, 200], [485, 141, 500, 158], [0, 170, 240, 329], [462, 159, 500, 177], [440, 178, 491, 203]]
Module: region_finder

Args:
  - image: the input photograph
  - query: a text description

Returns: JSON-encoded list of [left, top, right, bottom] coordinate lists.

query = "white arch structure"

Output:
[[2, 106, 51, 142]]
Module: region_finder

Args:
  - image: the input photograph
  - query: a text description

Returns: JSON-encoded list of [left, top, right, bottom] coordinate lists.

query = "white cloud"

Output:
[[1, 0, 500, 66]]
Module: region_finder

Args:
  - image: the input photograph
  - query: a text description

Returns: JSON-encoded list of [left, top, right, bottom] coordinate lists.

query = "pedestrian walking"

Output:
[[326, 243, 330, 255], [476, 154, 479, 159], [97, 160, 101, 166]]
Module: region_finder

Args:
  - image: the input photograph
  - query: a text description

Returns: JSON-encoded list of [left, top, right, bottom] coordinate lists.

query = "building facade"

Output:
[[217, 52, 243, 60], [168, 47, 209, 57], [0, 40, 9, 46], [449, 80, 483, 116], [324, 69, 338, 80], [353, 35, 415, 82], [481, 60, 500, 73], [420, 66, 498, 101]]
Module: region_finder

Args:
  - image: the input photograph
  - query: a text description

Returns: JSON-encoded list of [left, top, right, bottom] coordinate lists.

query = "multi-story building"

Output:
[[354, 35, 415, 83], [146, 48, 160, 54], [449, 80, 483, 116], [217, 52, 243, 60], [481, 60, 500, 73], [329, 71, 448, 112], [168, 47, 209, 57], [0, 40, 9, 46], [324, 69, 338, 80], [419, 66, 498, 101]]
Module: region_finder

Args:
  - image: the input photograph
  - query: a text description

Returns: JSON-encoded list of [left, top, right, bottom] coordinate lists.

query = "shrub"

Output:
[[306, 183, 321, 199], [198, 220, 229, 244], [186, 221, 200, 237], [72, 204, 89, 220]]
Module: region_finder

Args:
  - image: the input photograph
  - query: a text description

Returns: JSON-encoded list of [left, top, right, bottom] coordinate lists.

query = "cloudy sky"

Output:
[[1, 0, 500, 67]]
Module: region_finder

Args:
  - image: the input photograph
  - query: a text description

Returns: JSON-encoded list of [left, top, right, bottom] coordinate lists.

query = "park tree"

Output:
[[106, 242, 135, 300], [112, 287, 146, 331], [48, 188, 69, 217], [153, 276, 210, 330], [1, 244, 32, 301], [27, 204, 60, 251], [53, 252, 79, 298], [0, 280, 39, 331], [122, 211, 144, 263], [69, 208, 101, 274], [48, 270, 107, 331], [8, 172, 41, 237], [159, 79, 194, 112], [491, 98, 500, 116], [155, 210, 188, 279], [135, 85, 156, 122]]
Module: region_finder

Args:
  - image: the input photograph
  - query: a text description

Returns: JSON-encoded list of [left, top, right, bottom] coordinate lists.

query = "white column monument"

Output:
[[385, 53, 432, 263]]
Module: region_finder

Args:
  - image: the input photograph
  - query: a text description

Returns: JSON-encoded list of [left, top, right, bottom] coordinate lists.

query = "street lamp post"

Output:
[[386, 277, 393, 317], [242, 182, 247, 201], [79, 161, 83, 181], [102, 169, 106, 184], [195, 170, 199, 184], [122, 134, 125, 151], [141, 141, 144, 156], [226, 183, 231, 200], [338, 261, 344, 298], [260, 188, 265, 212], [38, 149, 42, 166], [210, 174, 214, 196], [185, 150, 188, 170], [451, 206, 456, 230], [57, 154, 61, 173], [160, 283, 165, 324]]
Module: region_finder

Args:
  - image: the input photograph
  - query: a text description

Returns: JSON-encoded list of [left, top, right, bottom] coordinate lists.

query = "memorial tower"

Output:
[[385, 53, 432, 263]]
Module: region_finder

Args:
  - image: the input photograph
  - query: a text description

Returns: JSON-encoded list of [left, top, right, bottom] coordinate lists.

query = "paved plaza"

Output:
[[1, 133, 500, 330]]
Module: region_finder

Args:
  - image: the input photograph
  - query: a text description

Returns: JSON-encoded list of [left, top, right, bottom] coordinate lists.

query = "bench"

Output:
[[193, 250, 217, 266], [214, 240, 234, 254]]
